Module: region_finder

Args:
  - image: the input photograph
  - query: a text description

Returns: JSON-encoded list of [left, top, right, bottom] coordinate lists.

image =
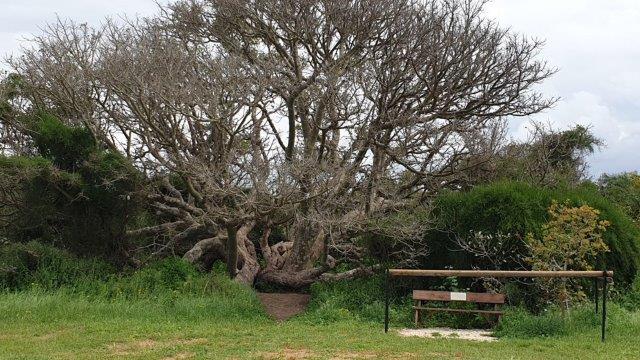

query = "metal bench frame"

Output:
[[384, 269, 614, 342]]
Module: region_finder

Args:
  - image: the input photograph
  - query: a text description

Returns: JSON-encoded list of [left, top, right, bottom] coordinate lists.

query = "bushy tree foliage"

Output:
[[1, 74, 34, 155], [0, 113, 145, 265], [426, 181, 640, 285], [599, 172, 640, 226], [527, 201, 609, 271], [526, 201, 610, 307], [29, 112, 96, 170], [481, 124, 602, 187], [2, 0, 555, 286]]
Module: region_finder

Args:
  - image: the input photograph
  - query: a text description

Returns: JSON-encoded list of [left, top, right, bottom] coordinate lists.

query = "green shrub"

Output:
[[92, 258, 216, 300], [495, 304, 633, 339], [0, 113, 147, 263], [426, 181, 640, 285], [495, 307, 569, 338], [29, 112, 96, 170], [1, 246, 264, 320], [0, 270, 268, 324], [0, 241, 114, 291], [598, 172, 640, 226], [299, 274, 412, 326], [620, 276, 640, 311]]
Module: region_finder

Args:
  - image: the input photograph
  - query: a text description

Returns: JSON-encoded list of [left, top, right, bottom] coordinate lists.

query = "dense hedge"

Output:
[[0, 113, 146, 263], [599, 172, 640, 225], [425, 181, 640, 285]]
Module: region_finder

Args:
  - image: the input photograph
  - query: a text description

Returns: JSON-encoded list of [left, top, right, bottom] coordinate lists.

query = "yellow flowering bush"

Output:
[[526, 200, 610, 308]]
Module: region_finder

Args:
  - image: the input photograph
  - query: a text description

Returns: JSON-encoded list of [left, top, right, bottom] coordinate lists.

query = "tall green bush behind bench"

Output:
[[425, 181, 640, 286]]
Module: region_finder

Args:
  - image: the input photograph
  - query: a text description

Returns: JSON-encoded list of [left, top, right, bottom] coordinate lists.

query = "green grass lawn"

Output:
[[1, 292, 639, 360]]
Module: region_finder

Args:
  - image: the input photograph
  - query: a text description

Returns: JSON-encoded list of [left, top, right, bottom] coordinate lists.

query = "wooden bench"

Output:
[[412, 290, 505, 326]]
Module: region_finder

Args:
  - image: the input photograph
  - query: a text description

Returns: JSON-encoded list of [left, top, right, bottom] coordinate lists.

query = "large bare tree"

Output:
[[4, 0, 555, 287]]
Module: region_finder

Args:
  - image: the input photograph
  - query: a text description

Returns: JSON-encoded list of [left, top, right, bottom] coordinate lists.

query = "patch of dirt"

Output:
[[261, 349, 410, 359], [398, 328, 497, 342], [35, 326, 83, 340], [329, 351, 378, 359], [108, 344, 134, 356], [136, 339, 160, 349], [388, 353, 419, 359], [259, 347, 314, 359], [36, 332, 62, 340], [107, 338, 208, 356], [257, 292, 311, 321], [175, 338, 208, 346], [108, 339, 160, 356], [162, 351, 195, 360]]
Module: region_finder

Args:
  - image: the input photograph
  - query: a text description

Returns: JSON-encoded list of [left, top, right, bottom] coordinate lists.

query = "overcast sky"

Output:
[[1, 0, 638, 178]]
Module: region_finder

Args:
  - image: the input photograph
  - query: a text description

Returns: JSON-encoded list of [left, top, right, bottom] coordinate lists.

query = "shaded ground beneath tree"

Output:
[[257, 292, 311, 321]]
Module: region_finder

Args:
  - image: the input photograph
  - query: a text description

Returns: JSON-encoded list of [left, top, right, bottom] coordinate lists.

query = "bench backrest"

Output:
[[413, 290, 505, 304]]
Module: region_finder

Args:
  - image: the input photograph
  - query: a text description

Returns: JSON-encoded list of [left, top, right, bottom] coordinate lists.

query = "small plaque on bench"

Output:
[[450, 292, 467, 301]]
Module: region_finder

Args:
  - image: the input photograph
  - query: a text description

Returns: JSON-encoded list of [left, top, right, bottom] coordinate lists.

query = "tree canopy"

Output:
[[2, 0, 556, 286]]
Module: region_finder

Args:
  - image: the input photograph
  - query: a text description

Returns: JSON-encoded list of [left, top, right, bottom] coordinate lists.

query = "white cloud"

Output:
[[0, 0, 165, 61], [485, 0, 640, 177]]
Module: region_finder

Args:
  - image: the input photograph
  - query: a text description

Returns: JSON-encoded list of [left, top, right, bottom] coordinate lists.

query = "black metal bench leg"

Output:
[[384, 268, 389, 333], [594, 278, 599, 315], [602, 277, 607, 342]]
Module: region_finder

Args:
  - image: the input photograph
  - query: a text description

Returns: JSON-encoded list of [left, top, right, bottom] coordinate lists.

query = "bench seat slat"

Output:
[[413, 290, 505, 304], [412, 307, 503, 315]]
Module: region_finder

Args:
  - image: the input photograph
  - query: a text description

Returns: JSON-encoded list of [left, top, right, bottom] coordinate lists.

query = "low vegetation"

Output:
[[2, 274, 640, 359]]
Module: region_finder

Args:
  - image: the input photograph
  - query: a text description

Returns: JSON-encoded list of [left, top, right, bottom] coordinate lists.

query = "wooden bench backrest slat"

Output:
[[413, 290, 505, 304]]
